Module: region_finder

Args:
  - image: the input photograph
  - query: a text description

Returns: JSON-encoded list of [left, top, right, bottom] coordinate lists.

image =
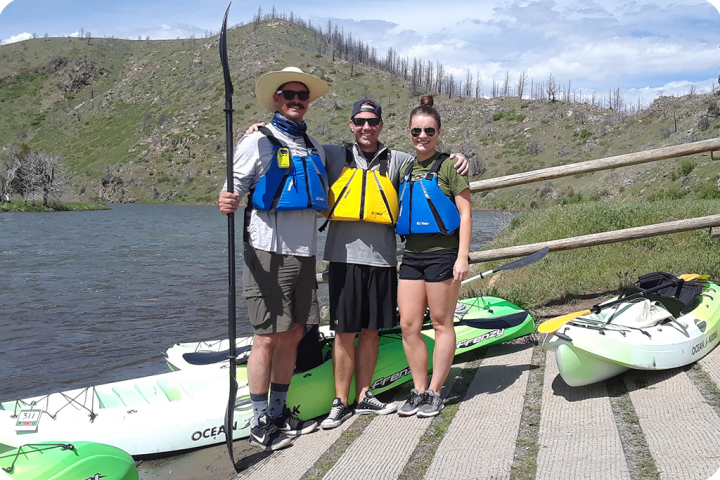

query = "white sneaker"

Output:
[[320, 397, 353, 429], [355, 391, 397, 415]]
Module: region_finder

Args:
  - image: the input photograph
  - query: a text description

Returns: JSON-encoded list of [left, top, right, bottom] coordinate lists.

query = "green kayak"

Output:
[[0, 441, 138, 480], [166, 295, 535, 420]]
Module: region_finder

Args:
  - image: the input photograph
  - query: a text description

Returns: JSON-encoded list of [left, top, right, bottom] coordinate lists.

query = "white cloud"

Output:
[[120, 23, 207, 41], [0, 0, 14, 15], [0, 0, 717, 107], [2, 31, 32, 44]]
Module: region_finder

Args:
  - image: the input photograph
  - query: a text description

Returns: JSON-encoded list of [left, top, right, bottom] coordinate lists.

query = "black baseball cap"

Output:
[[350, 98, 382, 120]]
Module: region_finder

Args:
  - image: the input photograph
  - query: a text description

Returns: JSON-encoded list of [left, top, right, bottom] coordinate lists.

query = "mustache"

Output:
[[287, 102, 305, 110]]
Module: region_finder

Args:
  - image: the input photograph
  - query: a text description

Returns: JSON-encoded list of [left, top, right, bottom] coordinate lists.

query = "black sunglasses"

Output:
[[410, 127, 436, 137], [276, 90, 310, 101], [352, 118, 381, 127]]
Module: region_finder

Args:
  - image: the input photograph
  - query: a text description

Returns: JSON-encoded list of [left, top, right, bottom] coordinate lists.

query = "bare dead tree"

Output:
[[611, 87, 624, 111], [546, 73, 556, 102], [0, 145, 21, 202], [15, 151, 67, 205], [447, 72, 455, 98], [502, 71, 511, 97], [425, 61, 433, 91], [435, 62, 444, 95], [465, 68, 473, 98], [517, 71, 527, 99]]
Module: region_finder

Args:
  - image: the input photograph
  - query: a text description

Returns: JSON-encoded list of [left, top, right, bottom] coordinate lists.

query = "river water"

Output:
[[0, 204, 512, 402]]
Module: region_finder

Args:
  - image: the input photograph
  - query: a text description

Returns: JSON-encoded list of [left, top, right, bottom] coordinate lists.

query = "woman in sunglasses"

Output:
[[396, 94, 472, 418]]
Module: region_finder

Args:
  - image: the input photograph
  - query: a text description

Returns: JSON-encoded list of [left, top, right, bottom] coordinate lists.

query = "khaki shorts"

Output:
[[242, 244, 319, 335]]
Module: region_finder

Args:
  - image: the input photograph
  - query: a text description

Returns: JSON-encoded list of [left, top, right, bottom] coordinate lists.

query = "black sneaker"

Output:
[[320, 397, 353, 429], [417, 389, 444, 418], [355, 391, 397, 415], [249, 414, 293, 451], [274, 405, 318, 435], [398, 388, 425, 417]]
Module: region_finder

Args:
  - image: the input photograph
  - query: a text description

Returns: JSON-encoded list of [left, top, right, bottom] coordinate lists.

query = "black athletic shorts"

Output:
[[328, 262, 398, 333], [399, 249, 458, 282]]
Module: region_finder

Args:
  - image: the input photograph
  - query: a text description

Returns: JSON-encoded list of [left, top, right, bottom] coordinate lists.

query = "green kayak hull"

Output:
[[0, 441, 138, 480], [284, 296, 534, 420]]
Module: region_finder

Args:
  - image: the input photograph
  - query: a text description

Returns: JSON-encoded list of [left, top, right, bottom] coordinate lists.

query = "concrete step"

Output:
[[537, 350, 631, 480], [425, 344, 533, 480]]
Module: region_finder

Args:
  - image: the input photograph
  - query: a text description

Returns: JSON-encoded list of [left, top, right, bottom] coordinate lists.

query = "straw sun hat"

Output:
[[255, 67, 329, 112]]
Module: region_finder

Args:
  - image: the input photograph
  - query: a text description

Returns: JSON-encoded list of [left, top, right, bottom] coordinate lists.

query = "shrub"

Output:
[[678, 161, 696, 177], [469, 157, 487, 176], [698, 116, 710, 131], [647, 187, 689, 201], [696, 185, 720, 200], [492, 111, 526, 122], [528, 140, 542, 155]]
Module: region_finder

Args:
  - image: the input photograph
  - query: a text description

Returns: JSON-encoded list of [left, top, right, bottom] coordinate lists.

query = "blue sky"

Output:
[[1, 0, 719, 105]]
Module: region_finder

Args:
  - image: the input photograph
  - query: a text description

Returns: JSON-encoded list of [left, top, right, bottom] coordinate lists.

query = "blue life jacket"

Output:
[[251, 126, 329, 212], [396, 154, 461, 236]]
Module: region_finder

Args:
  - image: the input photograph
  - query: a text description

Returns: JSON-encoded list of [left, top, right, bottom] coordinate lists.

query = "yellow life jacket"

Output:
[[320, 147, 399, 230]]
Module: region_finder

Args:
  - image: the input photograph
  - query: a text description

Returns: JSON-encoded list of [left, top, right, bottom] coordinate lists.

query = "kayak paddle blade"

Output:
[[537, 309, 591, 334], [494, 247, 550, 273]]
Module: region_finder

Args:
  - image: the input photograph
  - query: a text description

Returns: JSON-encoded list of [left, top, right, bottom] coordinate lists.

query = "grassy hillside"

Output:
[[2, 18, 719, 206]]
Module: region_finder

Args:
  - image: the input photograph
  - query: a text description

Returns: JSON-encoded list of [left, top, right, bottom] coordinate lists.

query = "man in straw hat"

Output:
[[219, 66, 329, 451]]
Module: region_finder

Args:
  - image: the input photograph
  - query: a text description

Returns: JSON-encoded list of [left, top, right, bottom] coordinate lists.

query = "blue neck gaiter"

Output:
[[271, 112, 307, 137]]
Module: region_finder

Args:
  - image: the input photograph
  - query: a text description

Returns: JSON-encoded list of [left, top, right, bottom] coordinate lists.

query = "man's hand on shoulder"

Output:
[[449, 154, 469, 176], [245, 122, 266, 135], [219, 191, 240, 215]]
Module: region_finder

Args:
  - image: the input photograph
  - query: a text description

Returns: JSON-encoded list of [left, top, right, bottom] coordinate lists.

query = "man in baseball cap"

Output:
[[319, 98, 469, 429]]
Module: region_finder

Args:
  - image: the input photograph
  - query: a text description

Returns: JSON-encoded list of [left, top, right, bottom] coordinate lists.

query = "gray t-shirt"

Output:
[[322, 142, 413, 267]]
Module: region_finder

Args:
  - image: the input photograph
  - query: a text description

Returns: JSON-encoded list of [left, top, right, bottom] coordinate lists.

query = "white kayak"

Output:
[[543, 280, 720, 387], [164, 325, 334, 372], [0, 367, 252, 457]]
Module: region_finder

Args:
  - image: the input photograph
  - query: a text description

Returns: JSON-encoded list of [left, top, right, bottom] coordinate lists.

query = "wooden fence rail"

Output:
[[468, 214, 720, 264], [469, 138, 720, 193]]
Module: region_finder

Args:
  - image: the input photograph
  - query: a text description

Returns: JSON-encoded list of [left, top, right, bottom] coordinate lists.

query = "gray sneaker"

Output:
[[398, 388, 425, 417], [321, 397, 353, 429], [355, 391, 397, 415], [417, 389, 443, 418]]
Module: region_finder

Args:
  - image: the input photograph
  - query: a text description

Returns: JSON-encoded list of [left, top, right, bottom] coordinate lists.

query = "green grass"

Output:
[[0, 200, 108, 212], [493, 111, 527, 122], [476, 199, 720, 307]]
